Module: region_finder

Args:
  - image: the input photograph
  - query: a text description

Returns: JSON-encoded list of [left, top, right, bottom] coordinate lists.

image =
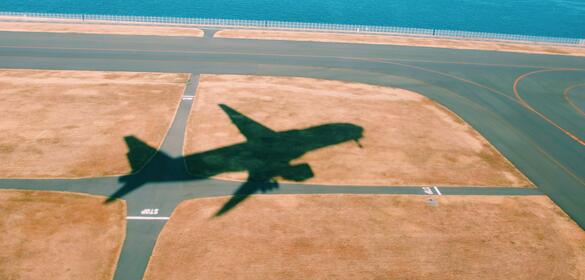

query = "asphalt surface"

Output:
[[0, 30, 584, 280]]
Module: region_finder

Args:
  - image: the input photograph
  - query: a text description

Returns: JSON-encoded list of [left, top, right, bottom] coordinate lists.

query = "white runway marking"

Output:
[[433, 186, 442, 196], [422, 187, 434, 195], [127, 216, 170, 220], [182, 96, 194, 101]]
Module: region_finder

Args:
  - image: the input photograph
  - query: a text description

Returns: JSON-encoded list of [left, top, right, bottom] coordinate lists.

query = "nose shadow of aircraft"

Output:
[[106, 104, 363, 216]]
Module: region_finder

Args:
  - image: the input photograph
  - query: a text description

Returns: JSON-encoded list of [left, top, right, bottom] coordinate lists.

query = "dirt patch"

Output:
[[0, 69, 188, 178], [0, 21, 203, 37], [0, 189, 126, 280], [215, 29, 585, 57], [143, 194, 585, 280], [184, 75, 531, 187]]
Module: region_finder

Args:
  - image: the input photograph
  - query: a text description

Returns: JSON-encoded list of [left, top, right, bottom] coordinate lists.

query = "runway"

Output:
[[0, 30, 583, 280]]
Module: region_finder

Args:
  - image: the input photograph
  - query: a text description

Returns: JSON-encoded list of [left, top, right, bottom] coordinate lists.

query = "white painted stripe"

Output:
[[422, 187, 433, 195], [127, 216, 170, 220], [433, 186, 442, 196]]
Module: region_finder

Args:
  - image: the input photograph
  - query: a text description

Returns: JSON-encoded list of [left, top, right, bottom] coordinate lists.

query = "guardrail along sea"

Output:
[[1, 0, 585, 39]]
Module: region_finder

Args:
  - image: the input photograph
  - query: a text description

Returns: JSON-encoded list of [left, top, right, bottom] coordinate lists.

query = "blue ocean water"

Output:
[[1, 0, 584, 38]]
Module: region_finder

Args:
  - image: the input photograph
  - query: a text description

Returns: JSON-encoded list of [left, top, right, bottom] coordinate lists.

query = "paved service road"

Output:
[[0, 31, 583, 280]]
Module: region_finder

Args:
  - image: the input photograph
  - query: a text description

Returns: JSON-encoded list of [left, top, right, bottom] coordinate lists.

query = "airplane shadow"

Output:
[[106, 104, 364, 217]]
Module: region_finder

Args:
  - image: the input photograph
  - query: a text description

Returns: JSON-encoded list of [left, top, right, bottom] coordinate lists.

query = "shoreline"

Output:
[[0, 16, 584, 56]]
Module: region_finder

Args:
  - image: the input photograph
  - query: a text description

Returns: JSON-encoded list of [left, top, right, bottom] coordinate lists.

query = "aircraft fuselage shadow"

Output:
[[106, 104, 364, 216]]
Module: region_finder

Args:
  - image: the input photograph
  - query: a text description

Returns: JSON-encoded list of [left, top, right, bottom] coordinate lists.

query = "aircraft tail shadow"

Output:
[[105, 136, 173, 203]]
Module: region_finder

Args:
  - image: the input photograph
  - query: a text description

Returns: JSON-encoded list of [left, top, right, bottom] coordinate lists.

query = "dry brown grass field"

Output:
[[143, 194, 585, 280], [0, 189, 126, 280], [0, 21, 204, 37], [0, 69, 188, 178]]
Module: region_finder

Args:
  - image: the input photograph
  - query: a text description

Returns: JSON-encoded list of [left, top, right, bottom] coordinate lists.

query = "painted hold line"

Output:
[[422, 187, 433, 195], [422, 186, 442, 195], [127, 216, 170, 220]]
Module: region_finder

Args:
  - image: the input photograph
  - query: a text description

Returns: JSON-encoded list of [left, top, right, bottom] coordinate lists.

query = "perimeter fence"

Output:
[[1, 11, 584, 47]]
